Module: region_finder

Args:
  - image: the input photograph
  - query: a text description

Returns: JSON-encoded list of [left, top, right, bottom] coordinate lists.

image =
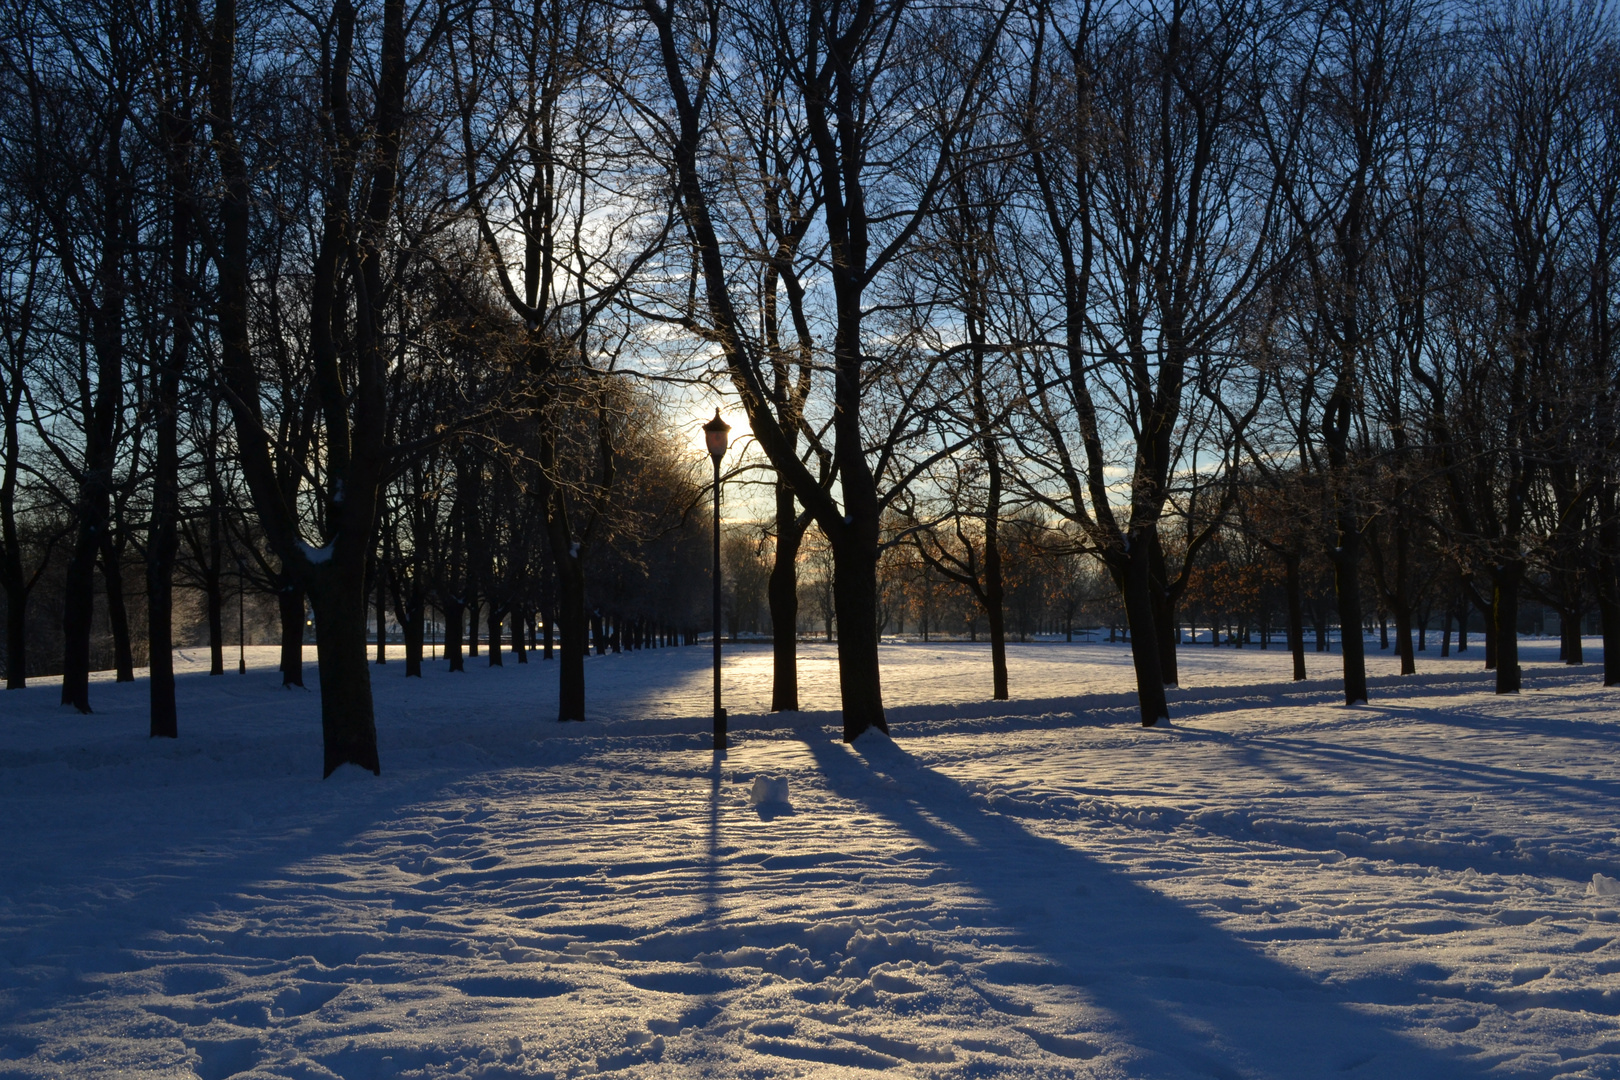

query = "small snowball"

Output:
[[1591, 873, 1620, 897], [750, 776, 790, 805]]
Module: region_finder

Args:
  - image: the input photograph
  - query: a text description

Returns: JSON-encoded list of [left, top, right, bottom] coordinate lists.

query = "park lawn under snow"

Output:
[[5, 639, 1620, 1079]]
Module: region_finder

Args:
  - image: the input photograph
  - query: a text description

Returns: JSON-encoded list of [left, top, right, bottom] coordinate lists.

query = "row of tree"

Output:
[[1, 0, 1616, 774]]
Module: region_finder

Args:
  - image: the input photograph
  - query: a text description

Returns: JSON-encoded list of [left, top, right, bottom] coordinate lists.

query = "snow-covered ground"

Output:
[[4, 637, 1620, 1079]]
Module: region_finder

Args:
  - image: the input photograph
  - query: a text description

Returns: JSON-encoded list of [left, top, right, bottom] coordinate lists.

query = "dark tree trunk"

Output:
[[391, 572, 423, 678], [1602, 594, 1620, 685], [375, 556, 387, 664], [487, 605, 504, 666], [1395, 604, 1415, 675], [1285, 554, 1306, 681], [985, 581, 1008, 701], [542, 599, 554, 660], [206, 550, 224, 676], [148, 101, 189, 735], [445, 597, 465, 672], [984, 511, 1008, 704], [1, 375, 28, 688], [1494, 561, 1522, 693], [1441, 607, 1452, 657], [403, 598, 423, 676], [769, 483, 801, 711], [556, 557, 586, 720], [60, 522, 99, 712], [1332, 529, 1369, 704], [100, 536, 134, 682], [307, 572, 379, 776], [278, 580, 305, 686], [57, 112, 127, 713], [1561, 607, 1582, 664], [2, 556, 24, 689], [1148, 532, 1178, 687], [830, 535, 887, 741], [1117, 544, 1169, 726], [1602, 492, 1620, 684]]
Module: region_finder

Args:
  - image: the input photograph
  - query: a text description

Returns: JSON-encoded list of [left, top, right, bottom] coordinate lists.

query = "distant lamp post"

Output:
[[236, 557, 247, 674], [703, 409, 731, 748]]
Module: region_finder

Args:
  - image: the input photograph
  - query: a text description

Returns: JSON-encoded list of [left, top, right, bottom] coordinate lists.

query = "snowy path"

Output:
[[4, 640, 1620, 1078]]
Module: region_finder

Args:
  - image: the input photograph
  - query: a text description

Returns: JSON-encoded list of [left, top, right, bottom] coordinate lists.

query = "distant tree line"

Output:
[[1, 0, 1616, 771]]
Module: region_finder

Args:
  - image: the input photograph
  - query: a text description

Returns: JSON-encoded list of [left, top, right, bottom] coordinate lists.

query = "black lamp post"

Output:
[[236, 556, 246, 674], [703, 409, 731, 748]]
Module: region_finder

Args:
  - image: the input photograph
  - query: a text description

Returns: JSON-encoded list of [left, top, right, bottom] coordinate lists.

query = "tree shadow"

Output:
[[799, 731, 1486, 1080]]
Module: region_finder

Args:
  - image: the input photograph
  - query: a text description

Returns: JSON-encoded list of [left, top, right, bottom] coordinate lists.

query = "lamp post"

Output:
[[236, 556, 246, 674], [703, 409, 731, 748]]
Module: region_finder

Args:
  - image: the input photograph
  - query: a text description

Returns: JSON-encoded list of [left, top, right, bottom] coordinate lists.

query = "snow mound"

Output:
[[1590, 873, 1620, 897], [749, 775, 790, 805]]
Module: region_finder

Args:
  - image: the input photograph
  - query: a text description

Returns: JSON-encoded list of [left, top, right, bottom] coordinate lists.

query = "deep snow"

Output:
[[4, 638, 1620, 1078]]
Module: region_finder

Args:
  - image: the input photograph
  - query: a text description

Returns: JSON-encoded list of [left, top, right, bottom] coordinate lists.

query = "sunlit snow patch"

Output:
[[749, 775, 790, 805]]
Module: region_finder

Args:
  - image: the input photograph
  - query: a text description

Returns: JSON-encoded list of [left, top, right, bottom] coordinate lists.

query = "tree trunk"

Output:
[[986, 573, 1009, 702], [1395, 602, 1415, 675], [207, 558, 224, 676], [375, 558, 387, 664], [1561, 607, 1582, 664], [830, 536, 887, 741], [146, 519, 178, 736], [1148, 532, 1178, 687], [512, 607, 526, 663], [307, 574, 380, 776], [59, 521, 99, 712], [1285, 554, 1306, 681], [2, 553, 23, 689], [1332, 529, 1369, 704], [278, 579, 305, 686], [468, 598, 480, 657], [769, 484, 800, 711], [487, 605, 504, 666], [1601, 594, 1620, 685], [1493, 561, 1522, 694], [148, 120, 188, 735], [100, 536, 134, 682], [392, 573, 423, 678], [984, 528, 1008, 704], [206, 499, 224, 675], [557, 558, 586, 720], [1118, 544, 1169, 726], [1601, 492, 1620, 684], [403, 596, 423, 676], [445, 597, 465, 672]]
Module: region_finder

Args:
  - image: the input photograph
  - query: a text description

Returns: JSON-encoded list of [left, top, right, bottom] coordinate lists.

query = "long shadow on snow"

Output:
[[800, 731, 1484, 1080]]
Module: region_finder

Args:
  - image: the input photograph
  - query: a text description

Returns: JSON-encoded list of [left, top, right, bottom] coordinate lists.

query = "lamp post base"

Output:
[[713, 707, 727, 749]]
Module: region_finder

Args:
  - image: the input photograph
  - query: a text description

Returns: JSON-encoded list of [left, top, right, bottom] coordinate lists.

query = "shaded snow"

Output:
[[2, 639, 1620, 1078]]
